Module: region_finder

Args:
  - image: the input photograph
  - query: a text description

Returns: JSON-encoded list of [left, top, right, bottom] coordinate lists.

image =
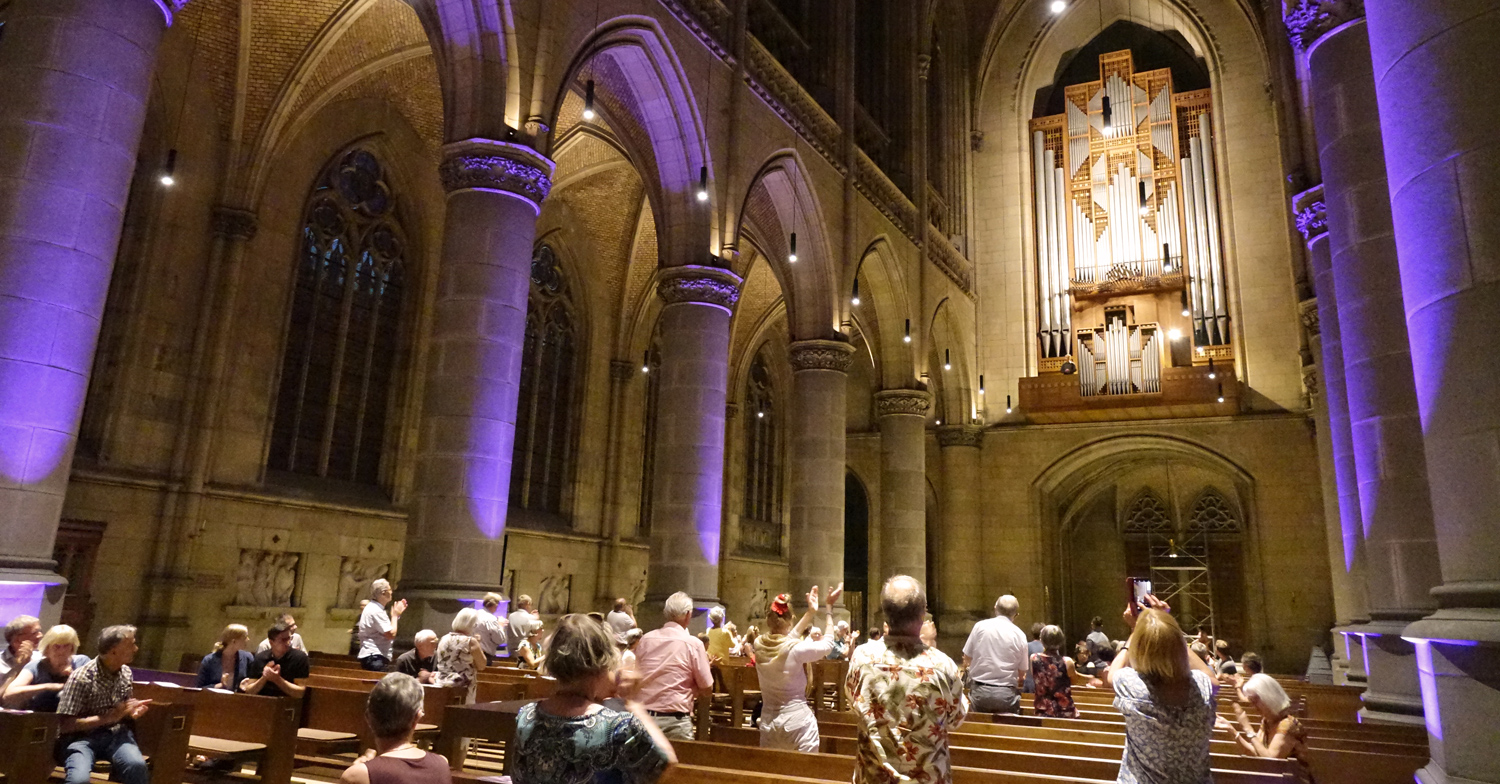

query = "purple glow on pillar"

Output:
[[1411, 640, 1443, 741], [0, 581, 50, 622], [151, 0, 176, 26], [0, 364, 84, 486], [464, 384, 515, 541], [446, 187, 541, 216]]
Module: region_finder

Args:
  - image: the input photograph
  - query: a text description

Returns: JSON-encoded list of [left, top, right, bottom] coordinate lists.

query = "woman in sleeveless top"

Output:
[[1226, 674, 1312, 778], [1029, 624, 1080, 718], [432, 608, 487, 702], [339, 673, 451, 784], [2, 624, 87, 711]]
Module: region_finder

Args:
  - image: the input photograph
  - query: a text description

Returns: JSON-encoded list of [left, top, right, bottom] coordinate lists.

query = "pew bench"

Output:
[[132, 682, 300, 784]]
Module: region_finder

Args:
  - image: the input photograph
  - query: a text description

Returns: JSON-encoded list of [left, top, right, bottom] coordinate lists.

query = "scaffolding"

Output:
[[1147, 526, 1215, 637]]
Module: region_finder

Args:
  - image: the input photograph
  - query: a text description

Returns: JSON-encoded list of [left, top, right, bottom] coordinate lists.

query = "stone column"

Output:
[[644, 265, 742, 628], [0, 0, 177, 621], [874, 390, 930, 586], [1299, 14, 1442, 723], [1363, 0, 1500, 779], [399, 139, 553, 633], [1294, 187, 1372, 683], [787, 339, 855, 601], [934, 425, 983, 650]]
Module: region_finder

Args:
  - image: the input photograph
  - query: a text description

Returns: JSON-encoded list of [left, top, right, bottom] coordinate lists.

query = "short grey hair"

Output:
[[98, 625, 137, 655], [3, 615, 39, 644], [370, 579, 393, 601], [663, 592, 694, 621], [452, 607, 480, 635], [414, 629, 439, 645], [365, 673, 424, 739], [994, 594, 1020, 617], [1243, 673, 1292, 716], [708, 607, 725, 625], [880, 575, 927, 634]]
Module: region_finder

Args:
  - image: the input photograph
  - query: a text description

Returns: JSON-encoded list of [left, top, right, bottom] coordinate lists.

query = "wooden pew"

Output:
[[132, 699, 195, 784], [0, 710, 56, 783], [435, 700, 533, 773], [133, 683, 301, 784]]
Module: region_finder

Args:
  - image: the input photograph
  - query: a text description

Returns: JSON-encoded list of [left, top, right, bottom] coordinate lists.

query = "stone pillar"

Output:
[[874, 390, 930, 586], [399, 139, 553, 634], [1294, 186, 1371, 681], [787, 339, 855, 601], [0, 0, 176, 621], [935, 424, 983, 652], [644, 265, 742, 629], [1363, 0, 1500, 779], [1301, 15, 1442, 724]]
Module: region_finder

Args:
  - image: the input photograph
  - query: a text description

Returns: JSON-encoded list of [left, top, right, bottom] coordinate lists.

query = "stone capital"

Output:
[[211, 207, 257, 241], [1302, 364, 1321, 399], [935, 424, 983, 448], [656, 265, 743, 310], [1292, 184, 1328, 247], [874, 389, 932, 418], [153, 0, 193, 26], [1299, 298, 1320, 337], [1283, 0, 1365, 52], [438, 138, 555, 207], [789, 339, 855, 373]]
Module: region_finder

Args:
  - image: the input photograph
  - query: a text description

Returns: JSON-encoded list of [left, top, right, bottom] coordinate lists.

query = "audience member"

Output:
[[705, 607, 734, 661], [1030, 625, 1080, 718], [517, 625, 547, 670], [338, 673, 452, 784], [255, 613, 306, 653], [1225, 674, 1309, 773], [617, 628, 644, 672], [809, 626, 825, 642], [826, 620, 859, 661], [919, 618, 937, 647], [847, 576, 967, 784], [606, 598, 637, 636], [357, 579, 407, 671], [1234, 651, 1263, 687], [434, 608, 488, 701], [195, 623, 252, 691], [56, 625, 152, 784], [475, 593, 510, 662], [507, 594, 542, 660], [3, 624, 87, 711], [633, 592, 712, 740], [396, 630, 440, 683], [962, 594, 1029, 714], [242, 621, 311, 698], [753, 584, 839, 751], [0, 614, 42, 688], [1213, 639, 1236, 675], [1025, 622, 1045, 692], [1086, 615, 1111, 660], [512, 614, 675, 784], [1189, 641, 1212, 667], [1104, 597, 1220, 784]]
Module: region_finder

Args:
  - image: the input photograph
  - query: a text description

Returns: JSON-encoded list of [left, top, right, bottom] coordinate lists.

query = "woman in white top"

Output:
[[753, 582, 842, 751], [357, 579, 408, 671]]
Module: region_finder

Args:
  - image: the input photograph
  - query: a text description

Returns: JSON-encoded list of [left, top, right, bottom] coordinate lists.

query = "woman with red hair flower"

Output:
[[753, 583, 842, 751]]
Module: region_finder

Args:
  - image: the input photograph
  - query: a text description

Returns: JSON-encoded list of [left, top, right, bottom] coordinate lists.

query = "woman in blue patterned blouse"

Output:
[[511, 613, 676, 784]]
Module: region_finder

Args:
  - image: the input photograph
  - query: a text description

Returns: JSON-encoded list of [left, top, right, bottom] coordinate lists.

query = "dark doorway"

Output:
[[844, 472, 870, 631]]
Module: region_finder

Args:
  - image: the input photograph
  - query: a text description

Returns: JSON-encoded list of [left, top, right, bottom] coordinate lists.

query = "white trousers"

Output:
[[759, 700, 820, 753]]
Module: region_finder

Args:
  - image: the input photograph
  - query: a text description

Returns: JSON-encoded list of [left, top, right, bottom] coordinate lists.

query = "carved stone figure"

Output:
[[336, 557, 391, 609], [537, 562, 572, 615], [233, 548, 303, 607]]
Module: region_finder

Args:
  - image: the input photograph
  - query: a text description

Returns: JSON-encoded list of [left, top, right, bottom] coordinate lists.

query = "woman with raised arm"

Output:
[[1221, 674, 1311, 776], [753, 583, 841, 751]]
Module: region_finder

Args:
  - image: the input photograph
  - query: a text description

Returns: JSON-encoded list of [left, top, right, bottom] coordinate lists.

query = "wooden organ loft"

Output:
[[1018, 50, 1237, 423]]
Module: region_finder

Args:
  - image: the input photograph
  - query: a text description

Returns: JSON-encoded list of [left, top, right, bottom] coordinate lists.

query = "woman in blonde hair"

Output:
[[196, 624, 253, 691], [2, 625, 87, 710], [1104, 596, 1220, 784]]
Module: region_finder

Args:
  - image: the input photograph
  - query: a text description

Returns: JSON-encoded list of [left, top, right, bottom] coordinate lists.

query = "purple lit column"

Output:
[[1300, 13, 1440, 723], [0, 0, 179, 619], [1365, 0, 1500, 779], [935, 424, 983, 652], [645, 265, 741, 626], [787, 339, 855, 603], [1293, 186, 1371, 681], [399, 139, 552, 632], [874, 390, 930, 585]]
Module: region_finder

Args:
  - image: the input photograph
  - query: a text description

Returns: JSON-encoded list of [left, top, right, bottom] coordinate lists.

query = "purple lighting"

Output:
[[1411, 639, 1443, 741], [0, 581, 51, 622]]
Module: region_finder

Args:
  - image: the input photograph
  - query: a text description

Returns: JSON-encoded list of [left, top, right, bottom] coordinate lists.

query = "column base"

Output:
[[0, 567, 66, 626], [1357, 618, 1427, 725], [1405, 609, 1500, 784]]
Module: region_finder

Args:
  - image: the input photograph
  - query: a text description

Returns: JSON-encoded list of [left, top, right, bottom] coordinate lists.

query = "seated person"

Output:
[[1220, 674, 1309, 775], [242, 621, 311, 698], [56, 625, 152, 784], [1214, 639, 1237, 675], [339, 673, 452, 784], [256, 613, 306, 653], [396, 630, 440, 684], [2, 624, 88, 710], [1230, 651, 1264, 687], [517, 626, 546, 670], [196, 624, 252, 691]]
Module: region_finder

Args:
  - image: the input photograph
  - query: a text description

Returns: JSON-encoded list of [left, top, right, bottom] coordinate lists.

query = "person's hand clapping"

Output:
[[264, 662, 284, 684], [392, 599, 408, 617], [806, 585, 821, 613], [127, 699, 152, 720], [826, 582, 844, 607], [1215, 715, 1233, 731], [613, 665, 644, 705]]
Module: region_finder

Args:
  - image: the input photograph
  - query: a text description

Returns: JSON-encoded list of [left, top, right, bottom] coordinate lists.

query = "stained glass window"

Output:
[[510, 244, 578, 515], [741, 350, 781, 555]]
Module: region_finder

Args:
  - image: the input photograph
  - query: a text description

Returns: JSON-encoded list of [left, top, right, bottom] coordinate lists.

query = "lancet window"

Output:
[[269, 149, 405, 487], [510, 244, 579, 515], [638, 341, 662, 537], [741, 350, 782, 556]]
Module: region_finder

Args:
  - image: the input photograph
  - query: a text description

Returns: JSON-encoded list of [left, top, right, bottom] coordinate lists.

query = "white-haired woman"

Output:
[[2, 625, 87, 710], [434, 608, 488, 702], [705, 607, 734, 662], [357, 579, 408, 671], [1222, 673, 1309, 773], [753, 583, 841, 751]]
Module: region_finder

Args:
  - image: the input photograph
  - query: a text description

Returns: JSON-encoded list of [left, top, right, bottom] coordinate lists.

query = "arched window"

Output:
[[740, 350, 781, 556], [509, 245, 579, 515], [638, 341, 662, 537], [1123, 490, 1172, 534], [269, 149, 405, 486], [1188, 489, 1240, 533]]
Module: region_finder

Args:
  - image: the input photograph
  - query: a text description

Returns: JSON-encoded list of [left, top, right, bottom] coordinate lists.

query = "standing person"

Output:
[[753, 584, 839, 751], [962, 595, 1030, 714], [242, 621, 311, 698], [606, 598, 637, 636], [433, 609, 488, 702], [475, 593, 509, 663], [195, 624, 253, 691], [511, 614, 675, 784], [506, 594, 542, 661], [516, 625, 547, 670], [846, 576, 967, 784], [1024, 622, 1044, 693], [633, 592, 713, 740], [1223, 674, 1310, 775], [0, 615, 42, 688], [1104, 596, 1220, 784], [256, 613, 306, 654], [3, 624, 87, 710], [395, 630, 440, 683], [338, 673, 452, 784], [1086, 616, 1112, 662], [55, 625, 152, 784], [357, 579, 407, 671], [1030, 625, 1081, 718], [1213, 640, 1237, 675]]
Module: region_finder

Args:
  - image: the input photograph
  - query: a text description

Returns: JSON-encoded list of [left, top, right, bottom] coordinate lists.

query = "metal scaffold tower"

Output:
[[1148, 527, 1215, 636]]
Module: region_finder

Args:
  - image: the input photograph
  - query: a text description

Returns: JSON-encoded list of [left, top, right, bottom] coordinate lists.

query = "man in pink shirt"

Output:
[[632, 591, 713, 739]]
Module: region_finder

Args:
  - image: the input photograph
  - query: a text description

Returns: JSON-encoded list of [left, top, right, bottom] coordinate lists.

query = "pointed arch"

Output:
[[735, 151, 838, 340], [851, 237, 916, 387]]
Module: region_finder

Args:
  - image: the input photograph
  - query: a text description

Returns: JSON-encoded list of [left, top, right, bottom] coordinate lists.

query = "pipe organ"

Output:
[[1030, 50, 1231, 398]]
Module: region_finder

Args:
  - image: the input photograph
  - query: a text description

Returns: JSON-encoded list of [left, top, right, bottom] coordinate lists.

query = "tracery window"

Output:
[[1188, 489, 1240, 533], [740, 350, 781, 556], [269, 149, 404, 486], [509, 245, 579, 515], [1123, 490, 1172, 534]]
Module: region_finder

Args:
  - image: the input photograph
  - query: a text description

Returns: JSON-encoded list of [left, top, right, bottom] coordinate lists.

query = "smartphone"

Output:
[[1128, 577, 1152, 612]]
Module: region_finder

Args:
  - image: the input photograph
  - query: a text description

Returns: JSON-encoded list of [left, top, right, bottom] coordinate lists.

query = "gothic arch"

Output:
[[734, 152, 838, 340], [851, 237, 917, 387]]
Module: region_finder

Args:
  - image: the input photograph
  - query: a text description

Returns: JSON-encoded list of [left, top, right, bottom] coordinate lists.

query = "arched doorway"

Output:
[[844, 471, 870, 630]]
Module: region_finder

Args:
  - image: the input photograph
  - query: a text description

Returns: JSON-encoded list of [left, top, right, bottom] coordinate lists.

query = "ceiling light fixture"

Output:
[[851, 277, 861, 307], [583, 80, 597, 121], [160, 149, 178, 187], [788, 232, 798, 263], [696, 166, 708, 202]]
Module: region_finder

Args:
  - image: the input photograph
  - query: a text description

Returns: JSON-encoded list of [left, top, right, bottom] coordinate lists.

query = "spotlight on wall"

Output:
[[583, 80, 597, 121], [1168, 328, 1183, 341], [788, 232, 798, 263], [1217, 382, 1225, 404], [1006, 394, 1013, 414], [1101, 95, 1113, 134], [1049, 0, 1067, 13], [641, 350, 650, 374], [160, 149, 178, 187], [851, 277, 861, 307], [1208, 357, 1217, 380], [904, 319, 912, 344], [944, 349, 952, 371], [696, 166, 709, 202]]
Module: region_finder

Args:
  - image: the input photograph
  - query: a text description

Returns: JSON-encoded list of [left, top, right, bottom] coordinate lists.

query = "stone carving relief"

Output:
[[1123, 491, 1174, 534], [874, 390, 932, 418], [537, 562, 574, 615], [1293, 185, 1328, 245], [438, 140, 554, 205], [234, 550, 300, 607], [1283, 0, 1365, 52], [1188, 489, 1241, 533], [657, 266, 743, 310], [336, 557, 391, 609]]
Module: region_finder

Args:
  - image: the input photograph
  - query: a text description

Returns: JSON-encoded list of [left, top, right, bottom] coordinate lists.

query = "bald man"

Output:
[[962, 594, 1029, 714]]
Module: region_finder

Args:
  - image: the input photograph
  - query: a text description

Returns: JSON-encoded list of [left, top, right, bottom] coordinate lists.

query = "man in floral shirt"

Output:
[[846, 576, 968, 783]]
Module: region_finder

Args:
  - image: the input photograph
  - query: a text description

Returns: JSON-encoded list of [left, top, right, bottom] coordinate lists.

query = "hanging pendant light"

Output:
[[696, 166, 709, 202], [943, 349, 952, 371], [904, 319, 912, 344], [788, 232, 798, 263], [1162, 242, 1172, 272], [1006, 394, 1013, 414], [1180, 288, 1191, 318], [641, 350, 650, 374], [1208, 357, 1217, 380], [583, 80, 597, 121], [979, 374, 985, 396], [1050, 0, 1067, 13], [160, 149, 178, 187], [851, 277, 861, 307], [1217, 382, 1225, 404], [1138, 181, 1149, 217]]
